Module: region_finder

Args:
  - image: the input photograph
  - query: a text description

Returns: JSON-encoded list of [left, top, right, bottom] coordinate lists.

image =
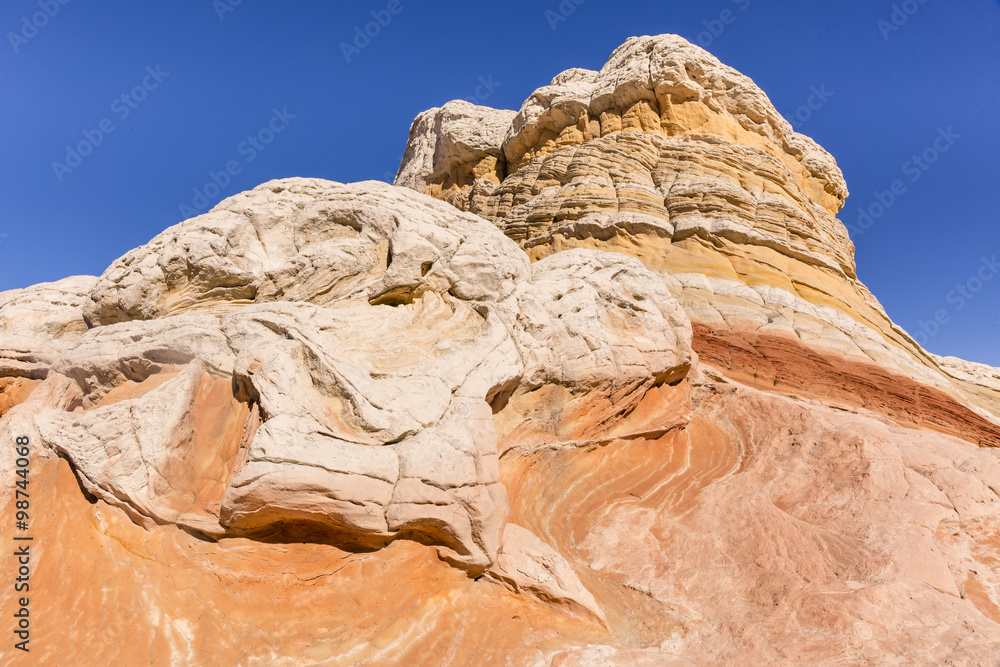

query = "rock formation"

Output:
[[2, 34, 1000, 666], [397, 34, 1000, 450]]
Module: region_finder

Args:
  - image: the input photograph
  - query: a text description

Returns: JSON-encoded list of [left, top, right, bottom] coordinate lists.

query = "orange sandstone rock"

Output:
[[1, 33, 999, 667]]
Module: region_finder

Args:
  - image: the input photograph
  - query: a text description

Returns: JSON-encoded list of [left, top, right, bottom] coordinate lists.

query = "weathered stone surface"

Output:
[[502, 249, 692, 393], [84, 178, 531, 326], [0, 275, 97, 380], [6, 177, 695, 619], [217, 298, 516, 571], [489, 523, 606, 626], [8, 363, 1000, 664], [397, 33, 1000, 449], [395, 100, 517, 206], [2, 33, 999, 667], [495, 371, 1000, 664], [36, 363, 249, 535]]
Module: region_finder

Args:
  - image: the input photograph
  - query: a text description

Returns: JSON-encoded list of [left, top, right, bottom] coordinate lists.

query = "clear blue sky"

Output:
[[1, 0, 997, 365]]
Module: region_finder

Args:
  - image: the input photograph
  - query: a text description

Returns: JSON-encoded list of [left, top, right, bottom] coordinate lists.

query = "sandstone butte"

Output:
[[2, 34, 1000, 666]]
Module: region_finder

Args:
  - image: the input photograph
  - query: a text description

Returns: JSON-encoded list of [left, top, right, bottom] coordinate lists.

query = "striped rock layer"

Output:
[[396, 34, 1000, 449], [0, 34, 999, 666]]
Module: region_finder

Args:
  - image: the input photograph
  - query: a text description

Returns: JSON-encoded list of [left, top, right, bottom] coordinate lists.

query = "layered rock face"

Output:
[[397, 34, 1000, 449], [2, 34, 1000, 666]]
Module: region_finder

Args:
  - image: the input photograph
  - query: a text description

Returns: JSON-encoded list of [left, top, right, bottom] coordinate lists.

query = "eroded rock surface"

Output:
[[0, 275, 96, 380], [10, 177, 692, 617], [2, 33, 1000, 667], [397, 34, 1000, 449]]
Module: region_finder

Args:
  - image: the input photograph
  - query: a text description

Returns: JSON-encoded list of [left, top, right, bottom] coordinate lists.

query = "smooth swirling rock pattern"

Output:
[[1, 33, 1000, 667], [3, 177, 694, 626]]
